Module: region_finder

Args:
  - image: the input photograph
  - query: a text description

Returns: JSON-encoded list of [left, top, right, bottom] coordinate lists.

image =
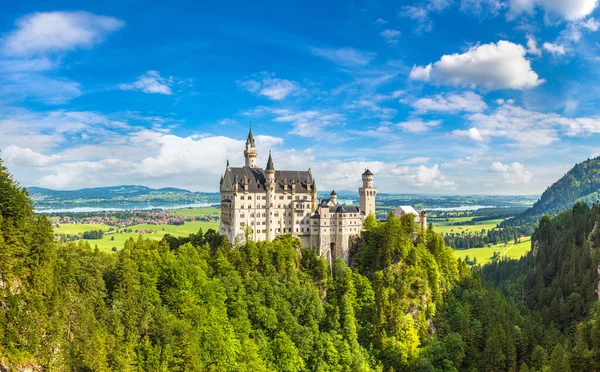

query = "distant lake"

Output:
[[426, 205, 496, 211], [36, 203, 217, 214]]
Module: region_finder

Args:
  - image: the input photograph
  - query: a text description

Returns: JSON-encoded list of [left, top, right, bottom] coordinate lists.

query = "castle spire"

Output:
[[246, 127, 256, 147], [266, 150, 275, 171]]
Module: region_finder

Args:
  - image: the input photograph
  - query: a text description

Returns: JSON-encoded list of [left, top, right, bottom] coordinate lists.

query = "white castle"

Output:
[[219, 129, 377, 264]]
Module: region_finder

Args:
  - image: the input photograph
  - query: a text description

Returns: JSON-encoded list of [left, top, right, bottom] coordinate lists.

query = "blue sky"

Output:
[[1, 0, 600, 194]]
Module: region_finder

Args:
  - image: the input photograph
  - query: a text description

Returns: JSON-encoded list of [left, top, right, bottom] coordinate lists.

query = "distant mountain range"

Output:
[[503, 156, 600, 226]]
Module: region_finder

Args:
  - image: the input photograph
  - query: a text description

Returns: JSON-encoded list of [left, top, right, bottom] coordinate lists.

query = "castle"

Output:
[[219, 129, 377, 264]]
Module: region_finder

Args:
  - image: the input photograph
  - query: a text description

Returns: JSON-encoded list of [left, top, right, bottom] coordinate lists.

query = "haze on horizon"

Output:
[[2, 0, 600, 195]]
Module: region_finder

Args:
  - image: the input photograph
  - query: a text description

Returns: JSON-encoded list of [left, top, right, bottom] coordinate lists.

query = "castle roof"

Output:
[[330, 190, 337, 196], [266, 151, 275, 171], [246, 128, 256, 147], [330, 204, 360, 213], [362, 169, 374, 176], [221, 166, 313, 193], [395, 205, 418, 216]]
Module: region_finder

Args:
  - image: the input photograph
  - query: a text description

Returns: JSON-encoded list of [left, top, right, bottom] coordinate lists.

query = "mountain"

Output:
[[28, 185, 221, 210], [503, 156, 600, 226]]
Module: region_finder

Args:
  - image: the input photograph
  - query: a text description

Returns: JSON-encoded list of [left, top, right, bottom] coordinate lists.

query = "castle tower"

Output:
[[265, 151, 275, 241], [359, 169, 377, 217], [330, 190, 337, 205], [244, 128, 257, 168]]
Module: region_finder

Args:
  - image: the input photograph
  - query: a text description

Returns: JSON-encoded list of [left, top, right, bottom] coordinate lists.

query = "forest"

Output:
[[2, 156, 600, 371]]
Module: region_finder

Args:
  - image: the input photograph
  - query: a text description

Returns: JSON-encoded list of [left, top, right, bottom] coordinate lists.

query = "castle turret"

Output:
[[359, 169, 377, 217], [244, 128, 257, 168], [330, 190, 337, 205], [265, 151, 275, 241]]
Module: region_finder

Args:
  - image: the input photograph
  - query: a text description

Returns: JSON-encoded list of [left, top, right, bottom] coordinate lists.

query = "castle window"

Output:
[[303, 196, 307, 200], [248, 195, 252, 200], [241, 205, 244, 209], [240, 222, 245, 227], [288, 196, 292, 200], [241, 196, 245, 200]]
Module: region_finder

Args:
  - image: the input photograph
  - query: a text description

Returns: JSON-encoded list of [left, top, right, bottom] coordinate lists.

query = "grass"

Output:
[[431, 218, 505, 235], [54, 223, 111, 234], [452, 236, 532, 265], [56, 220, 219, 253], [173, 207, 220, 217]]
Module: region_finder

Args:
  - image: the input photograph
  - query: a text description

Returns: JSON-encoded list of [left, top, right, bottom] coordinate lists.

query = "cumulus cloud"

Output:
[[119, 71, 174, 95], [409, 40, 544, 90], [398, 164, 457, 190], [238, 72, 302, 100], [309, 46, 376, 67], [0, 11, 123, 104], [526, 35, 542, 56], [542, 42, 566, 55], [461, 100, 600, 147], [380, 29, 401, 45], [397, 119, 442, 133], [411, 91, 487, 113], [508, 0, 598, 21], [452, 127, 485, 141], [1, 11, 124, 56], [490, 161, 533, 184], [2, 145, 62, 167]]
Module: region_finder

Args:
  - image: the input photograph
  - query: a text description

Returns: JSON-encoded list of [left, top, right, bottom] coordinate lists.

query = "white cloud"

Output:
[[1, 11, 124, 56], [460, 0, 505, 17], [542, 42, 566, 55], [490, 161, 533, 184], [2, 145, 62, 167], [526, 35, 542, 56], [238, 72, 302, 100], [119, 71, 173, 95], [452, 127, 485, 141], [411, 91, 487, 113], [380, 29, 402, 45], [508, 0, 598, 21], [581, 17, 600, 30], [462, 101, 600, 147], [270, 109, 345, 137], [409, 40, 544, 90], [399, 0, 453, 32], [309, 46, 377, 67], [402, 164, 457, 190], [397, 119, 442, 133], [375, 18, 388, 24]]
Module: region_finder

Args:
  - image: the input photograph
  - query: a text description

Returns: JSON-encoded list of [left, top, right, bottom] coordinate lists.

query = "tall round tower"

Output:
[[359, 169, 377, 217], [244, 128, 257, 168], [265, 151, 275, 241]]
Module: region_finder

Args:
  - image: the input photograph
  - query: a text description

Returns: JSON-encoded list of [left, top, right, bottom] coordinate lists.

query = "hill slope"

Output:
[[504, 156, 600, 226], [28, 185, 220, 210]]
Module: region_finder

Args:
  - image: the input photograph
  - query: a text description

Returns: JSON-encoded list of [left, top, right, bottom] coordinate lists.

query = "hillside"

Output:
[[29, 185, 221, 210], [1, 154, 580, 371], [504, 156, 600, 226]]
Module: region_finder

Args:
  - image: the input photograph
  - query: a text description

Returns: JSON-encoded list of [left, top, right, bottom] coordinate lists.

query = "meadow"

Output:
[[452, 237, 532, 265], [54, 207, 220, 252], [431, 218, 505, 234]]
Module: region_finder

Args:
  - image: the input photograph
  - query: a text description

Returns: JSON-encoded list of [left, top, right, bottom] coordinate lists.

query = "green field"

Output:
[[173, 206, 220, 217], [54, 223, 112, 234], [453, 236, 532, 265], [431, 218, 505, 235], [56, 220, 219, 252]]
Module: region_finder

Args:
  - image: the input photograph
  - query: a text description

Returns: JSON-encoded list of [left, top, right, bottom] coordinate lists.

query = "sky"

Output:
[[1, 0, 600, 195]]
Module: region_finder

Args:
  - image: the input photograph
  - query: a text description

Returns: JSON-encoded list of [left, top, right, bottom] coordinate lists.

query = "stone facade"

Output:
[[219, 129, 376, 265]]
